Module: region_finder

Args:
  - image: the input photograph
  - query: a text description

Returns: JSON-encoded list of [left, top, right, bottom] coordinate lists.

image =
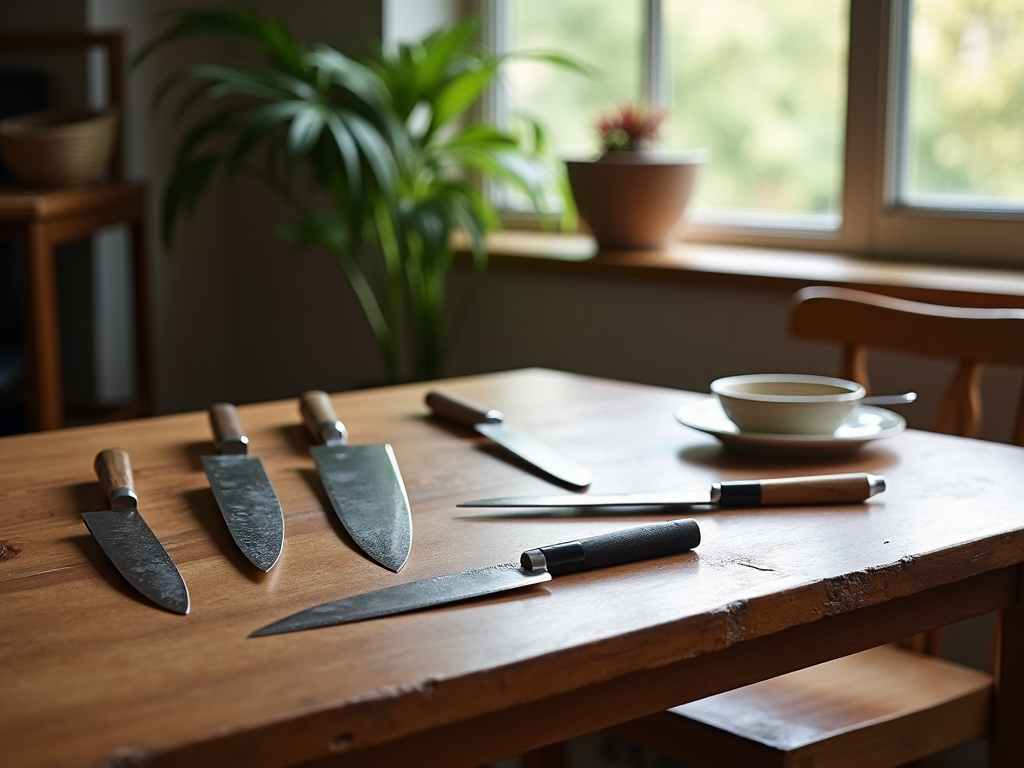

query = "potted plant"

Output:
[[135, 7, 575, 383], [566, 102, 706, 250]]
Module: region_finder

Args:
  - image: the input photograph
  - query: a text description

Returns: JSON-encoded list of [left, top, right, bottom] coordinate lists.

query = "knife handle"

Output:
[[716, 472, 886, 507], [300, 390, 348, 446], [425, 389, 504, 426], [521, 518, 700, 575], [209, 403, 249, 456], [94, 448, 138, 509]]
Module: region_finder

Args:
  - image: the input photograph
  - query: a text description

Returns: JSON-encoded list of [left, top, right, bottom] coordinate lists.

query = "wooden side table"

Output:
[[0, 182, 150, 429]]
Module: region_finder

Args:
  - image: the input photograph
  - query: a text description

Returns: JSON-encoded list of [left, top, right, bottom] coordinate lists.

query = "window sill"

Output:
[[461, 231, 1024, 308]]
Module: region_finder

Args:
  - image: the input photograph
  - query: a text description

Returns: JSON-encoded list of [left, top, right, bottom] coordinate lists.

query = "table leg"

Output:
[[129, 210, 151, 414], [991, 564, 1023, 767], [18, 221, 63, 430]]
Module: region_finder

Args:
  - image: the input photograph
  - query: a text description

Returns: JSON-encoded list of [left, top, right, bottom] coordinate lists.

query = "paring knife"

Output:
[[301, 390, 412, 573], [425, 389, 592, 489], [459, 472, 885, 509], [201, 402, 285, 572], [251, 517, 700, 636], [81, 448, 190, 614]]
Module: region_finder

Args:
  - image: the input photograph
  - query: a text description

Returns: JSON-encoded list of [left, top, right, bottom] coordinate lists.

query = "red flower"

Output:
[[596, 103, 666, 152]]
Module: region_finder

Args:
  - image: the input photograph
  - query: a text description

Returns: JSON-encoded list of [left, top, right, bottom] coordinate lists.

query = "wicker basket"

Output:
[[0, 109, 117, 188]]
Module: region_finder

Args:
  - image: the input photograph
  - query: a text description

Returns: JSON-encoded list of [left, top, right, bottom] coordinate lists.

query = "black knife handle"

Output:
[[94, 448, 138, 509], [300, 390, 348, 446], [426, 389, 504, 427], [716, 472, 886, 507], [209, 403, 249, 456], [521, 519, 700, 575]]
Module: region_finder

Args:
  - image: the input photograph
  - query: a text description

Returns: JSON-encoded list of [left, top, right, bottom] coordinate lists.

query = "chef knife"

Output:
[[301, 390, 412, 573], [425, 389, 592, 489], [251, 517, 700, 636], [201, 402, 285, 572], [458, 472, 885, 509], [81, 448, 190, 614]]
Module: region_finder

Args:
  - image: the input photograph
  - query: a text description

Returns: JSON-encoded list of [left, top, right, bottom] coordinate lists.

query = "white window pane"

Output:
[[901, 0, 1024, 210], [663, 0, 849, 220], [506, 0, 644, 158]]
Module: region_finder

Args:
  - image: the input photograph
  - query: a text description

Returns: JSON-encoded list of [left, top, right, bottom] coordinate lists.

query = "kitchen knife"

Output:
[[201, 402, 285, 572], [425, 389, 592, 489], [301, 390, 412, 573], [458, 472, 885, 509], [251, 517, 700, 636], [81, 448, 190, 615]]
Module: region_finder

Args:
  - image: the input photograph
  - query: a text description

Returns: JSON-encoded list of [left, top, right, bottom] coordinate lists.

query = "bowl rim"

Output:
[[0, 108, 117, 137], [711, 373, 866, 403]]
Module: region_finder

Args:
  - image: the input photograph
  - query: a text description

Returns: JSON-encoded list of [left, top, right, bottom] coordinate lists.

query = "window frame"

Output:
[[485, 0, 1024, 268]]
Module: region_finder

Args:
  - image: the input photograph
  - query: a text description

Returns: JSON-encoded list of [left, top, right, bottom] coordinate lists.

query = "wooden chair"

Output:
[[604, 286, 1024, 768]]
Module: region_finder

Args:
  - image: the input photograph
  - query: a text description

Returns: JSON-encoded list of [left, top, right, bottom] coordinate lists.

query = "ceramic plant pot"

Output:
[[566, 150, 707, 250]]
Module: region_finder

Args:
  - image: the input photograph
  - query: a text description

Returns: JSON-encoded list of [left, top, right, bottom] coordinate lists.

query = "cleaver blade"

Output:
[[82, 448, 190, 615], [202, 403, 285, 572], [252, 517, 700, 636], [301, 390, 412, 573], [426, 389, 592, 489]]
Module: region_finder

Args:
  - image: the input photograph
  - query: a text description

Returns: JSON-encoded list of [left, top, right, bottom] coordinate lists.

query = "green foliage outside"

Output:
[[907, 0, 1024, 202], [507, 0, 1023, 217]]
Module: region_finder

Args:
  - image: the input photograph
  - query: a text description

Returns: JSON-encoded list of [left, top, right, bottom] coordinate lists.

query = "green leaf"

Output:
[[229, 100, 306, 171], [162, 153, 220, 247], [432, 65, 497, 128], [286, 104, 325, 157]]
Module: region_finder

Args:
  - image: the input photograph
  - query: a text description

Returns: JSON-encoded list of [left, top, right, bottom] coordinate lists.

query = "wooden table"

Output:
[[2, 369, 1022, 768], [0, 182, 151, 430]]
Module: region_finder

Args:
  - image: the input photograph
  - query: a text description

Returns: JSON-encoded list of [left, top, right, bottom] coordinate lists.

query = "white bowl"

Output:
[[710, 374, 865, 435]]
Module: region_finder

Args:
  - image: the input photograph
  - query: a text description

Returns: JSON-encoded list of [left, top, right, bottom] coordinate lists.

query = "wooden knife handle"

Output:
[[717, 472, 886, 507], [300, 390, 347, 446], [425, 389, 504, 427], [94, 448, 138, 509], [208, 403, 249, 456]]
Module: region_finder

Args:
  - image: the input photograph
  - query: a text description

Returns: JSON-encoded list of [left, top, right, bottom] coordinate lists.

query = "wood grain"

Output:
[[1, 369, 1022, 768]]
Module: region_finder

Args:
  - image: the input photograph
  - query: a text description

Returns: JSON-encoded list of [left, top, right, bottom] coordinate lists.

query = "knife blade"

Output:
[[81, 448, 190, 614], [301, 390, 412, 573], [458, 472, 886, 509], [251, 517, 700, 636], [201, 402, 285, 572], [425, 389, 592, 489]]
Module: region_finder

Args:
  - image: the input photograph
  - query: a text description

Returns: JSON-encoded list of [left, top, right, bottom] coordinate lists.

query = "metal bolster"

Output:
[[868, 474, 886, 497], [709, 483, 723, 505], [319, 420, 348, 447], [520, 548, 548, 572], [109, 486, 139, 509], [217, 433, 249, 456]]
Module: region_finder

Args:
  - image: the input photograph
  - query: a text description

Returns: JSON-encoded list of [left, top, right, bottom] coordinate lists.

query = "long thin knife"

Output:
[[458, 472, 886, 509], [301, 390, 412, 573], [426, 389, 592, 489], [251, 517, 700, 636], [201, 403, 285, 572], [81, 448, 190, 614]]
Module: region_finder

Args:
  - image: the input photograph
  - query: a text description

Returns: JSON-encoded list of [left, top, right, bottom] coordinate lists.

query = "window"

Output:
[[488, 0, 1024, 266]]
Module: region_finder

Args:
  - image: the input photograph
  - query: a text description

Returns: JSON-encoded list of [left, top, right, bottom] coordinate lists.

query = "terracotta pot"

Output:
[[566, 151, 706, 250]]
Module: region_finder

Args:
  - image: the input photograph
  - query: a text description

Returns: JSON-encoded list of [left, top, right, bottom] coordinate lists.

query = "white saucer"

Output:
[[675, 397, 906, 457]]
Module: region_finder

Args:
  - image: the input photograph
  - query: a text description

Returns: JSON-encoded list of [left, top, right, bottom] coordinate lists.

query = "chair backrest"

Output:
[[790, 286, 1024, 447], [790, 286, 1024, 659]]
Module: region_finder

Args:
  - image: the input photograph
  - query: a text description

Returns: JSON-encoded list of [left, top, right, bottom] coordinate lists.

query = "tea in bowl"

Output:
[[710, 374, 865, 435]]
